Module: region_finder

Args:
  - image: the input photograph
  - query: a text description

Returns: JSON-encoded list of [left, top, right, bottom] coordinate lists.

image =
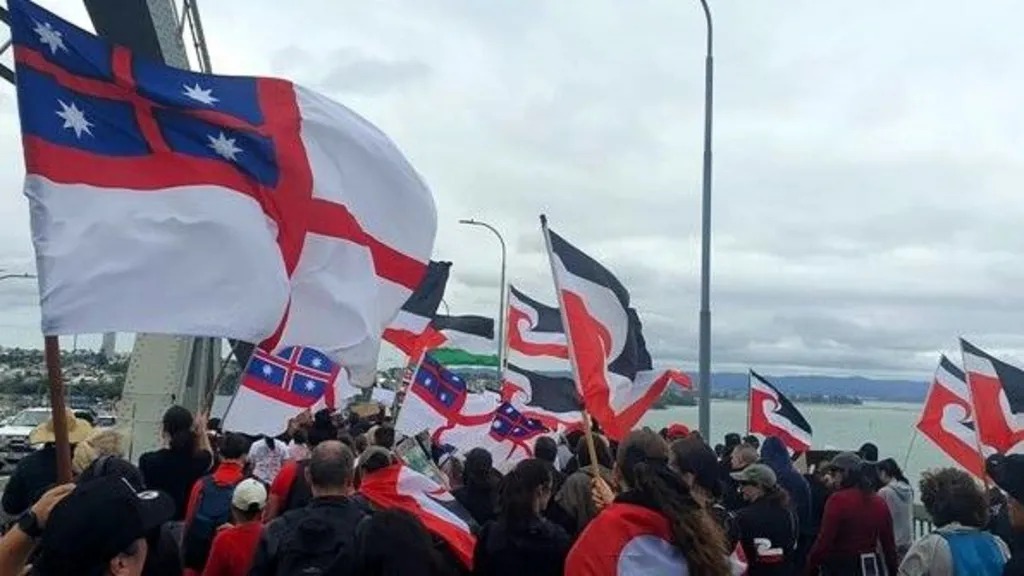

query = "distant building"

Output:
[[101, 332, 117, 361]]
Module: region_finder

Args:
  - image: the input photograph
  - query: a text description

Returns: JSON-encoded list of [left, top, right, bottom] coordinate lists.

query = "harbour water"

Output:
[[641, 400, 949, 491]]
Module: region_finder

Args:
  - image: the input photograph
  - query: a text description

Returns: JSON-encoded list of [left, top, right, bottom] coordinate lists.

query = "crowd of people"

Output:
[[1, 405, 1023, 576]]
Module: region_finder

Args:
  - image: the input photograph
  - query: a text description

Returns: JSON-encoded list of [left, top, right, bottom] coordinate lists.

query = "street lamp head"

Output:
[[458, 218, 476, 225]]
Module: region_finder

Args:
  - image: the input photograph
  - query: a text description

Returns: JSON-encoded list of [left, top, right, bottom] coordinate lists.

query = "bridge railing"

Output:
[[913, 504, 934, 539]]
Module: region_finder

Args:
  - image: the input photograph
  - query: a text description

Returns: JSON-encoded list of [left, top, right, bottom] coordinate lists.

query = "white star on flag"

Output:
[[33, 20, 65, 54], [182, 83, 218, 106], [261, 364, 272, 376], [55, 100, 93, 138], [207, 131, 242, 161], [311, 357, 323, 368], [304, 380, 316, 391]]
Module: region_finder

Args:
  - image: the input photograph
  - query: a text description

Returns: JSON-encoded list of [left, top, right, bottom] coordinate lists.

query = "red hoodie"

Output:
[[805, 488, 898, 576]]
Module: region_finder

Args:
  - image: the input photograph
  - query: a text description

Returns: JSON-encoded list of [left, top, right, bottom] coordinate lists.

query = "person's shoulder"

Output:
[[137, 448, 166, 470], [539, 518, 571, 544]]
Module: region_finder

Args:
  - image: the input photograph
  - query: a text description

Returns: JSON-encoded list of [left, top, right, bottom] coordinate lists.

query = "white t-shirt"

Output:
[[248, 437, 286, 484]]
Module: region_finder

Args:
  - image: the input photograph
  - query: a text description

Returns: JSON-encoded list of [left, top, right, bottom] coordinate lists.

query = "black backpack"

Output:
[[274, 500, 369, 576]]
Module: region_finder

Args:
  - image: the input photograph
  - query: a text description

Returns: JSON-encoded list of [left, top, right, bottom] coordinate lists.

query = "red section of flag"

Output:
[[359, 463, 476, 569], [749, 384, 811, 453], [917, 377, 985, 478]]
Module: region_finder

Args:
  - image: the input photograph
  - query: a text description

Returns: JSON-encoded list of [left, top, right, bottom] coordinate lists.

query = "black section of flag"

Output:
[[432, 314, 495, 340], [939, 354, 965, 382], [547, 228, 630, 307], [402, 261, 451, 317], [606, 308, 655, 379], [750, 370, 813, 436], [507, 363, 582, 413], [963, 339, 1024, 415], [509, 285, 563, 333]]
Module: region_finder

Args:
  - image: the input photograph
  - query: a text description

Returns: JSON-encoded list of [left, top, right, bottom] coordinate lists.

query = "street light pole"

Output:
[[697, 0, 714, 440], [458, 219, 507, 381]]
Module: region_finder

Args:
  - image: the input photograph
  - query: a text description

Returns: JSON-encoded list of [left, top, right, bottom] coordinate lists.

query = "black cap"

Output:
[[987, 454, 1024, 504], [36, 476, 175, 575]]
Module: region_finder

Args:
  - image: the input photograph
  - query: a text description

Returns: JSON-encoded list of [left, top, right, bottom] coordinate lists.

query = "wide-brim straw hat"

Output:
[[29, 412, 94, 445]]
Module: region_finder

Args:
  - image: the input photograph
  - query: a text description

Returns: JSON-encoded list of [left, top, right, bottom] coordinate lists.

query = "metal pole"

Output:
[[458, 219, 507, 381], [697, 0, 714, 440]]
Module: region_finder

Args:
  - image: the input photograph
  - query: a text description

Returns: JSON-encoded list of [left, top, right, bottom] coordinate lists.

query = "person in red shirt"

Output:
[[202, 478, 268, 576], [182, 432, 249, 576], [805, 452, 898, 576]]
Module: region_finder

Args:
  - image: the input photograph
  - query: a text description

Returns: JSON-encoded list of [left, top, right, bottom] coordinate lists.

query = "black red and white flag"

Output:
[[359, 462, 477, 569], [748, 371, 813, 453], [503, 363, 583, 430], [506, 285, 569, 365], [961, 339, 1024, 454], [502, 285, 583, 429], [383, 261, 451, 356], [541, 216, 691, 440], [916, 355, 986, 478]]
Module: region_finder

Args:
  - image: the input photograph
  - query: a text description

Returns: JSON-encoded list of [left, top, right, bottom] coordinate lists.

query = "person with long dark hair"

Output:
[[669, 436, 729, 531], [453, 448, 500, 526], [553, 434, 614, 535], [805, 452, 898, 576], [352, 509, 455, 576], [139, 406, 214, 521], [473, 459, 570, 576], [729, 463, 797, 575], [566, 429, 733, 575], [876, 458, 914, 560]]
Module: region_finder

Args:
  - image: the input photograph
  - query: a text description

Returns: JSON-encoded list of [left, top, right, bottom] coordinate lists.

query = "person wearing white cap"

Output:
[[200, 478, 267, 576]]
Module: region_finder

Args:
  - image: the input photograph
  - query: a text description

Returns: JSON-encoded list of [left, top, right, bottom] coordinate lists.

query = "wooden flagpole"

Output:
[[43, 335, 73, 483], [539, 215, 601, 475]]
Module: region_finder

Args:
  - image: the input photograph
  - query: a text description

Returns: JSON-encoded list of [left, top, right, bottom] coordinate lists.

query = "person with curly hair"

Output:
[[898, 467, 1009, 576]]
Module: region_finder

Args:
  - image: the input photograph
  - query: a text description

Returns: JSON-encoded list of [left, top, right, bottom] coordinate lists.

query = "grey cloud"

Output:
[[320, 50, 431, 94], [5, 0, 1024, 382]]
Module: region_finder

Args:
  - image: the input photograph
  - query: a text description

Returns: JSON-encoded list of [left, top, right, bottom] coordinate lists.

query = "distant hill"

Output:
[[710, 373, 929, 403], [447, 366, 930, 404]]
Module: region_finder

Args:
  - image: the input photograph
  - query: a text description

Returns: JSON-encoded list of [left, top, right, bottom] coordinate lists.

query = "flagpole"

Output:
[[746, 370, 753, 436], [902, 429, 919, 471], [696, 0, 715, 441], [539, 215, 600, 475], [43, 335, 73, 483]]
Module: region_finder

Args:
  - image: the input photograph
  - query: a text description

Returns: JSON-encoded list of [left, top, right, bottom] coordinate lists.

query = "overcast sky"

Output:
[[2, 0, 1024, 379]]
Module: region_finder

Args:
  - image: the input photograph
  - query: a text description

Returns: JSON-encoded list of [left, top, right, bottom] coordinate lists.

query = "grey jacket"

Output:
[[878, 479, 914, 550], [897, 523, 1010, 576]]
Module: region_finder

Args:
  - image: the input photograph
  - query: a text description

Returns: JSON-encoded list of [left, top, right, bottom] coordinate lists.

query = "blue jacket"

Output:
[[760, 437, 812, 535]]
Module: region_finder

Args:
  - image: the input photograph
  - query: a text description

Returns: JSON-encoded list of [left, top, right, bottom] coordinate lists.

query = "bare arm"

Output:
[[0, 484, 74, 576]]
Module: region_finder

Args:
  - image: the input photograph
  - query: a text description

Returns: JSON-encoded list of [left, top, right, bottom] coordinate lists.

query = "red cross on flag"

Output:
[[9, 0, 437, 384]]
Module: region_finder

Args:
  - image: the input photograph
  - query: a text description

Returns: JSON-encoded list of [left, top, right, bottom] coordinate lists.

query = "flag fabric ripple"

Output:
[[9, 0, 436, 383]]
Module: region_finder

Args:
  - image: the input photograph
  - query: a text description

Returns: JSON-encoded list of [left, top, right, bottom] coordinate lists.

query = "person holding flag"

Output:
[[565, 429, 734, 575]]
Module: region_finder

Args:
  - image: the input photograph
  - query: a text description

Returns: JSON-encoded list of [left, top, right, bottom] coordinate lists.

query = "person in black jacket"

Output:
[[453, 449, 499, 526], [249, 441, 369, 576], [729, 464, 797, 576], [473, 459, 570, 576]]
